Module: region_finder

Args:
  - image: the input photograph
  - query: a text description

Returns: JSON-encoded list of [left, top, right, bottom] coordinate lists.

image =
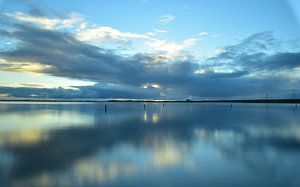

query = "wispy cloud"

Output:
[[198, 32, 208, 36], [76, 26, 148, 45], [4, 12, 84, 30], [153, 29, 167, 33], [146, 29, 167, 37], [159, 14, 176, 24]]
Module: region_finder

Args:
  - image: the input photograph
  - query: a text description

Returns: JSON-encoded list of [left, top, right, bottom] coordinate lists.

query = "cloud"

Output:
[[206, 32, 300, 74], [197, 32, 208, 36], [146, 29, 168, 37], [0, 59, 50, 74], [0, 22, 199, 98], [142, 83, 161, 89], [183, 38, 199, 47], [1, 12, 195, 58], [1, 13, 300, 99], [76, 26, 148, 45], [159, 14, 176, 24], [145, 38, 199, 57], [4, 12, 84, 30], [0, 83, 163, 99], [146, 38, 185, 53], [153, 29, 167, 33]]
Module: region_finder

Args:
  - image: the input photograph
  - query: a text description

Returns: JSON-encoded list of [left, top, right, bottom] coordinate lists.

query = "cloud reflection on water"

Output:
[[0, 103, 299, 187]]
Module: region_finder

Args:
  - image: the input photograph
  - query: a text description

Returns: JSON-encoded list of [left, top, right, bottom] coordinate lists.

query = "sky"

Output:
[[0, 0, 300, 99]]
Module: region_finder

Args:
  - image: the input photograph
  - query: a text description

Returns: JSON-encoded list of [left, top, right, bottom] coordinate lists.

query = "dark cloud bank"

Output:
[[0, 16, 300, 99]]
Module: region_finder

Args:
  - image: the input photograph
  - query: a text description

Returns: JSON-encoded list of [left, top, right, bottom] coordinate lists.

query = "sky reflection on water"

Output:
[[0, 102, 300, 187]]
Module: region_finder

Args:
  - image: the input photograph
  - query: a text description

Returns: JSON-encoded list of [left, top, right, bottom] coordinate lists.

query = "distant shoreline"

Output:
[[0, 99, 300, 104]]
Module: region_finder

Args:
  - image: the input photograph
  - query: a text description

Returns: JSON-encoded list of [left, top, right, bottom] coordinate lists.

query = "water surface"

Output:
[[0, 102, 300, 187]]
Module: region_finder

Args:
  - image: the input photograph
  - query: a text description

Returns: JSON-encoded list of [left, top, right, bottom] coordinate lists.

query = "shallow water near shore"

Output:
[[0, 102, 300, 187]]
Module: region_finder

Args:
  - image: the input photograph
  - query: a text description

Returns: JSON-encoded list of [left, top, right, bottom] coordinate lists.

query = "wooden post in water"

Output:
[[144, 104, 146, 110], [265, 93, 269, 111], [293, 106, 295, 114], [163, 103, 165, 108], [104, 104, 107, 113], [293, 93, 297, 108]]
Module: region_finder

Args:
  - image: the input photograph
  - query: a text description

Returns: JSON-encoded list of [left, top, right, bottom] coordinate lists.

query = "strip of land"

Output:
[[0, 99, 300, 104]]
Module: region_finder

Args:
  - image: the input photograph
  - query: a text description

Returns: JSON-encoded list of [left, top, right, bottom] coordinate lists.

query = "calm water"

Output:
[[0, 102, 300, 187]]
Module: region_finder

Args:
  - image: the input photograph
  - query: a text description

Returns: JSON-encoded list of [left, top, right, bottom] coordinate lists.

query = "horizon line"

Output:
[[0, 98, 300, 104]]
